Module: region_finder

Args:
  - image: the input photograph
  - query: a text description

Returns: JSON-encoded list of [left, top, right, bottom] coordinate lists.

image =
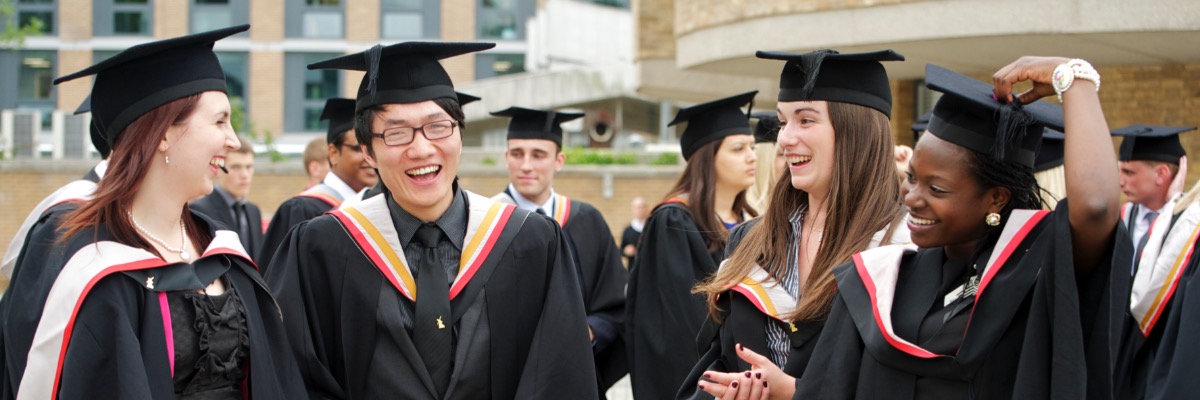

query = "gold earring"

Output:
[[986, 212, 1001, 227]]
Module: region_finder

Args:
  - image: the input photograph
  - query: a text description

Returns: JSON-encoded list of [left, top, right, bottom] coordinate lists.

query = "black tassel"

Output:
[[993, 102, 1035, 163], [797, 49, 838, 99], [365, 44, 383, 96]]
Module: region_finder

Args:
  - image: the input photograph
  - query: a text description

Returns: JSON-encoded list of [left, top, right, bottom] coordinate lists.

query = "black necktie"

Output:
[[413, 223, 452, 397], [233, 202, 253, 255], [536, 208, 546, 216]]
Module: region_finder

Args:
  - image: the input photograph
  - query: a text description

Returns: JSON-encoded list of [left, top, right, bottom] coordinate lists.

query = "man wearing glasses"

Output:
[[257, 97, 378, 267], [265, 42, 599, 398]]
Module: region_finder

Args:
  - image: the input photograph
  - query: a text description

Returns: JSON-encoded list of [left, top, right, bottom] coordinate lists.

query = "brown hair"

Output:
[[232, 134, 254, 156], [303, 137, 328, 168], [60, 94, 213, 257], [660, 138, 759, 255], [697, 102, 904, 322]]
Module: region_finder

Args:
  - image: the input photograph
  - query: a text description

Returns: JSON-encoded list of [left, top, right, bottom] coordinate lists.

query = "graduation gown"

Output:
[[2, 179, 96, 279], [796, 201, 1128, 399], [678, 217, 911, 400], [626, 199, 724, 400], [493, 190, 629, 392], [266, 190, 598, 399], [1135, 200, 1200, 398], [256, 183, 343, 268], [8, 212, 304, 399]]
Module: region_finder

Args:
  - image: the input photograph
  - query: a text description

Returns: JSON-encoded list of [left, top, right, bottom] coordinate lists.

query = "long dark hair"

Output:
[[60, 94, 212, 257], [661, 138, 759, 255], [963, 148, 1046, 259], [698, 102, 905, 322]]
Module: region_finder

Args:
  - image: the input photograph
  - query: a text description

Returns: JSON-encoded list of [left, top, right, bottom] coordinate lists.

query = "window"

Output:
[[380, 0, 438, 39], [477, 0, 534, 40], [190, 0, 248, 33], [285, 53, 341, 132], [5, 0, 56, 35], [475, 53, 525, 79], [95, 0, 153, 36], [216, 52, 249, 132], [0, 51, 57, 128], [286, 0, 343, 39]]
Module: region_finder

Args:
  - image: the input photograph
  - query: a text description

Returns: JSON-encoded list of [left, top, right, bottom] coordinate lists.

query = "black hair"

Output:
[[354, 97, 466, 156], [965, 148, 1046, 260]]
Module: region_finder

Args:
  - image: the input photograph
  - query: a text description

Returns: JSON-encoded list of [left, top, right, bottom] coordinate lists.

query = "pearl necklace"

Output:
[[128, 211, 191, 261]]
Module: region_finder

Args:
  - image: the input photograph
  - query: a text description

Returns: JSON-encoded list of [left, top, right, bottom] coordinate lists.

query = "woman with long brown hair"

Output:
[[682, 50, 909, 400], [626, 91, 761, 400], [1, 26, 303, 399]]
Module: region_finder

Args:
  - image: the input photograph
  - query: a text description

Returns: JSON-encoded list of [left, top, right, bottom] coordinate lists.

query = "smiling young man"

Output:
[[265, 42, 598, 399], [256, 97, 377, 267], [489, 107, 630, 394]]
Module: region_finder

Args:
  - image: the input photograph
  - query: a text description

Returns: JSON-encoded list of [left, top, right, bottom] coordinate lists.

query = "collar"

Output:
[[323, 172, 360, 201], [387, 185, 468, 252], [506, 183, 555, 213], [630, 218, 645, 232], [213, 185, 240, 207]]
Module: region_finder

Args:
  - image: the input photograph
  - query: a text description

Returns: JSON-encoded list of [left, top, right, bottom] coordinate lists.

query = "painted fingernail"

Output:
[[703, 373, 711, 379], [745, 371, 751, 378], [731, 381, 739, 389], [764, 381, 769, 388], [756, 372, 762, 379], [737, 343, 743, 351], [698, 383, 706, 390], [991, 93, 997, 100]]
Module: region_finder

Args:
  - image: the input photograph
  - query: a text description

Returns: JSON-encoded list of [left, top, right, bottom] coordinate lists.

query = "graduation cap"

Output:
[[308, 42, 496, 113], [319, 98, 357, 144], [755, 49, 904, 117], [924, 64, 1065, 168], [456, 92, 481, 107], [1112, 124, 1196, 163], [52, 24, 247, 154], [669, 91, 757, 160], [750, 111, 779, 143], [1035, 128, 1065, 172], [70, 95, 111, 159], [490, 107, 585, 148], [911, 111, 932, 136]]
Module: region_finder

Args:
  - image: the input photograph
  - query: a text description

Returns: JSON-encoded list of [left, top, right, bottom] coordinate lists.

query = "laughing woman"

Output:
[[5, 26, 304, 399], [681, 50, 910, 400], [794, 60, 1123, 398], [626, 91, 760, 400]]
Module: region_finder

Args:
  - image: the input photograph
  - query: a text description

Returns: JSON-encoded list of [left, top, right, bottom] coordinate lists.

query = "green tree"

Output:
[[1, 0, 45, 46]]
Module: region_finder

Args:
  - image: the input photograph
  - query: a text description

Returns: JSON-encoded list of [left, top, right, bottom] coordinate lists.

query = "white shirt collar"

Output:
[[322, 172, 359, 201], [506, 183, 556, 214]]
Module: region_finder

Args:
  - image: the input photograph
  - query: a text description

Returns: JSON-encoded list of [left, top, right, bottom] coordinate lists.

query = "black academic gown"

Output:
[[4, 212, 304, 399], [795, 201, 1127, 399], [677, 220, 824, 400], [627, 200, 724, 400], [1137, 205, 1200, 399], [189, 188, 264, 260], [256, 186, 340, 268], [266, 190, 598, 399]]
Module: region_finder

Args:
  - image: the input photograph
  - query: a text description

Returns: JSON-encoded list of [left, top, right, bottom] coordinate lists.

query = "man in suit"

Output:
[[190, 134, 264, 258]]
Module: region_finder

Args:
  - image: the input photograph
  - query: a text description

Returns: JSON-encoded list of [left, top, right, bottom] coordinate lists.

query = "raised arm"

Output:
[[993, 56, 1119, 272]]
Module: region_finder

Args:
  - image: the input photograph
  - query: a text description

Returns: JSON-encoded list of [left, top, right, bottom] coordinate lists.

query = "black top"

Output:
[[168, 280, 250, 400]]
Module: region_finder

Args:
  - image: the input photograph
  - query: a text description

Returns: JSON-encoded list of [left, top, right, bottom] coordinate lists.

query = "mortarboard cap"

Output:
[[911, 111, 932, 136], [319, 98, 357, 144], [1034, 128, 1065, 172], [755, 49, 904, 117], [456, 92, 481, 107], [924, 64, 1065, 168], [53, 24, 247, 154], [1112, 124, 1196, 163], [751, 112, 779, 143], [490, 107, 585, 147], [308, 42, 495, 113], [669, 91, 757, 160], [72, 95, 111, 158]]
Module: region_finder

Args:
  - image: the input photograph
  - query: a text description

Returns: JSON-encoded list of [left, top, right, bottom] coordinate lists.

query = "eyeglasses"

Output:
[[371, 120, 459, 146]]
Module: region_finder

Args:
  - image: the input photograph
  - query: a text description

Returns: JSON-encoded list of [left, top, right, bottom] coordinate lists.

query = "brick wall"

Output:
[[634, 0, 676, 61], [250, 0, 285, 41], [57, 0, 92, 41], [248, 51, 285, 138], [346, 0, 381, 42], [441, 0, 476, 85], [55, 50, 93, 111], [154, 0, 189, 39]]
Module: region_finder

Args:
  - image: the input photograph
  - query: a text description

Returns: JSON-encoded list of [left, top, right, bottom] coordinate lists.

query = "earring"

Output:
[[165, 155, 170, 164], [986, 212, 1001, 227]]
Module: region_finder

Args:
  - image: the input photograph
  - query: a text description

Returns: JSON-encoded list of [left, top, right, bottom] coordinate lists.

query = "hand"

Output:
[[1169, 155, 1188, 198], [588, 326, 595, 342], [623, 244, 637, 257], [735, 343, 795, 400], [698, 370, 768, 400], [894, 145, 913, 174], [992, 56, 1072, 104]]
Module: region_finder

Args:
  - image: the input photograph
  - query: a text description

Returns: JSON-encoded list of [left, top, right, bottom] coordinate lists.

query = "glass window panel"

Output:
[[113, 11, 148, 34], [381, 12, 422, 39], [306, 0, 339, 5], [194, 0, 229, 4], [191, 9, 231, 33], [114, 0, 147, 3], [481, 0, 515, 9], [302, 11, 342, 38], [304, 107, 325, 131], [18, 53, 55, 101], [304, 69, 337, 100], [17, 11, 53, 34], [479, 13, 517, 39], [382, 0, 420, 7], [18, 0, 54, 4]]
